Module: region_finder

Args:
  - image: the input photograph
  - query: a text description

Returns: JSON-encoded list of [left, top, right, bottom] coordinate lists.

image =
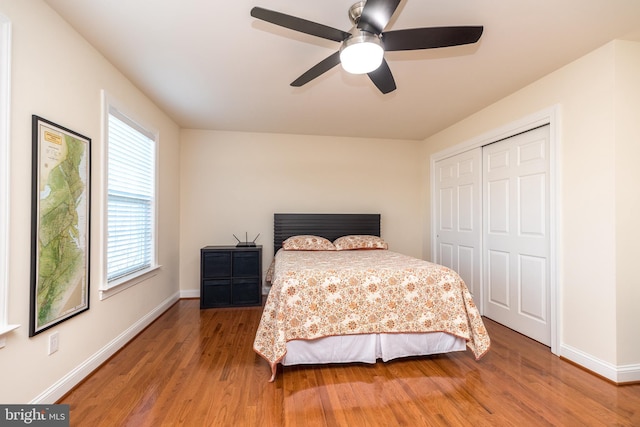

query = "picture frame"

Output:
[[30, 115, 91, 336]]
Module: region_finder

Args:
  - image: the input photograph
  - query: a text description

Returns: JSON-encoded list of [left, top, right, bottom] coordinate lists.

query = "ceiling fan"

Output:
[[250, 0, 483, 94]]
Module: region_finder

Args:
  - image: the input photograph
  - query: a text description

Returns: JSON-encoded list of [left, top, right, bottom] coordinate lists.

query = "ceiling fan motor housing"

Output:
[[348, 1, 366, 25]]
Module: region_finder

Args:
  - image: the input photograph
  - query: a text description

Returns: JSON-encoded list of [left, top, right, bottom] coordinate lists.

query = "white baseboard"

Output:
[[180, 289, 199, 299], [560, 343, 640, 383], [616, 363, 640, 383], [31, 291, 181, 404]]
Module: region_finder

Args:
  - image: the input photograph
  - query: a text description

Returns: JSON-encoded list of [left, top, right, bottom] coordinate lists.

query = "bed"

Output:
[[253, 213, 490, 381]]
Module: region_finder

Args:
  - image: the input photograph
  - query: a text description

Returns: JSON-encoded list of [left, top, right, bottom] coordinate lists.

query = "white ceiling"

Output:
[[44, 0, 640, 141]]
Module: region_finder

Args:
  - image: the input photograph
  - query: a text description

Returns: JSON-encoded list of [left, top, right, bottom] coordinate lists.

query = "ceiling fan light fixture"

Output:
[[251, 2, 483, 94], [339, 30, 384, 74]]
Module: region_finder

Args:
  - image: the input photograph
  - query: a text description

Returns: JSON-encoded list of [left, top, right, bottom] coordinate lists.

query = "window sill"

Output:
[[99, 265, 161, 300], [0, 324, 20, 349]]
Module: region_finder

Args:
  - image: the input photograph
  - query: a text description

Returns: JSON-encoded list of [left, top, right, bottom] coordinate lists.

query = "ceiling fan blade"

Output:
[[383, 26, 483, 51], [251, 7, 350, 42], [291, 52, 341, 87], [367, 59, 396, 94], [358, 0, 401, 34]]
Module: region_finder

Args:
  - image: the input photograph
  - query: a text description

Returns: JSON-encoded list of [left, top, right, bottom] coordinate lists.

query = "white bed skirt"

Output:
[[282, 332, 466, 366]]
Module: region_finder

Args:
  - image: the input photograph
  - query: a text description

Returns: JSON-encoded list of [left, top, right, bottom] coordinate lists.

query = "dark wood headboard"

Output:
[[273, 213, 381, 253]]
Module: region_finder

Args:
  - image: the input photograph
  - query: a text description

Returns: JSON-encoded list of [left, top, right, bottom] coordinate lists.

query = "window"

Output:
[[0, 14, 18, 345], [102, 94, 158, 298]]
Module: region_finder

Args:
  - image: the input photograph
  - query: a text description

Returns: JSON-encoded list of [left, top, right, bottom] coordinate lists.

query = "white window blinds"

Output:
[[107, 109, 156, 283]]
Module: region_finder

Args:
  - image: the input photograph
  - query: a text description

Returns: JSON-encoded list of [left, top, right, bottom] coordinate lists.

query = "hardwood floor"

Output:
[[60, 299, 640, 426]]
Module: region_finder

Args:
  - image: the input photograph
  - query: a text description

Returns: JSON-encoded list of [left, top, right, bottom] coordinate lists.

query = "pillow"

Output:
[[282, 235, 336, 251], [333, 235, 388, 251]]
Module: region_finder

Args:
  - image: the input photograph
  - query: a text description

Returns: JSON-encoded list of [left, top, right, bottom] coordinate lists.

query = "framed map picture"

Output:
[[30, 116, 90, 336]]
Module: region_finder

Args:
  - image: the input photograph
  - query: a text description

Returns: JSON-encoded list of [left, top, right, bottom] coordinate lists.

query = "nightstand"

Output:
[[200, 245, 262, 308]]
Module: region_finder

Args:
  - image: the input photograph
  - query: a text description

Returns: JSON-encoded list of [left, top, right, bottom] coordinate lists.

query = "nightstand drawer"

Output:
[[232, 278, 261, 305], [202, 251, 231, 277], [201, 279, 231, 307], [232, 251, 260, 277]]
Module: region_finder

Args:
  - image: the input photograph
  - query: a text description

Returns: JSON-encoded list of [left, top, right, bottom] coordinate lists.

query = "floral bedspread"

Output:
[[254, 250, 490, 380]]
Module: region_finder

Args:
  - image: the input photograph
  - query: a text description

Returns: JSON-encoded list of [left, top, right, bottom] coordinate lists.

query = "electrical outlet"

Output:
[[48, 332, 59, 355]]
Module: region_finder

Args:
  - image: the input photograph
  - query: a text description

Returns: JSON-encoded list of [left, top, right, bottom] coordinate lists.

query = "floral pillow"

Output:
[[282, 235, 336, 251], [333, 235, 388, 251]]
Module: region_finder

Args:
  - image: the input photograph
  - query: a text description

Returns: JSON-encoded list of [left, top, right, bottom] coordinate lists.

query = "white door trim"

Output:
[[429, 105, 560, 355]]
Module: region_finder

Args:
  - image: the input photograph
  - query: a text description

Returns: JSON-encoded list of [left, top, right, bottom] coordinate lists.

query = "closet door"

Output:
[[434, 148, 482, 301], [483, 125, 551, 345]]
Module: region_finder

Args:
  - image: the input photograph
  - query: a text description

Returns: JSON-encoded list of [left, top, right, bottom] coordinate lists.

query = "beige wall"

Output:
[[0, 0, 181, 403], [179, 130, 422, 292], [421, 40, 640, 374], [614, 41, 640, 366]]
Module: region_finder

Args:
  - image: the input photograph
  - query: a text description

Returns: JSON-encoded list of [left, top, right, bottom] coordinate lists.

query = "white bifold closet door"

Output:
[[434, 148, 482, 301], [434, 124, 551, 346], [483, 125, 550, 346]]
